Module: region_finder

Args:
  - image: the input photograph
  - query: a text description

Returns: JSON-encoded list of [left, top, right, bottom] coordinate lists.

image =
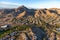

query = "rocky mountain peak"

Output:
[[17, 5, 28, 10]]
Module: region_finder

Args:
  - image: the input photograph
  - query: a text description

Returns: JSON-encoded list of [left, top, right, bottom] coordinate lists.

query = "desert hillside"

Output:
[[0, 6, 60, 40]]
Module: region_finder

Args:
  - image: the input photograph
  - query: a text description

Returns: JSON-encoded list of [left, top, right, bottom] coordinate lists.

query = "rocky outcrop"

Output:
[[16, 33, 28, 40], [16, 11, 26, 18], [16, 27, 45, 40]]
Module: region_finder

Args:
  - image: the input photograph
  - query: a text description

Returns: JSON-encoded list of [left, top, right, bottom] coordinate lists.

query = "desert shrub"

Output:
[[0, 25, 30, 38], [55, 24, 60, 28]]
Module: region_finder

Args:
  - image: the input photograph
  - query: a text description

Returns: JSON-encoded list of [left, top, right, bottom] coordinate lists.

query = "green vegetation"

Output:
[[1, 17, 60, 39], [55, 24, 60, 28], [0, 25, 30, 38]]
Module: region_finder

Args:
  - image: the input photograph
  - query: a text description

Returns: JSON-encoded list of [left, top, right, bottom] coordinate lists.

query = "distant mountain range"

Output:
[[0, 6, 60, 26]]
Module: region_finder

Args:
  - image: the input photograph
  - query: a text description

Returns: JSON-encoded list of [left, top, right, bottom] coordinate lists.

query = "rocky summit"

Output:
[[0, 6, 60, 40]]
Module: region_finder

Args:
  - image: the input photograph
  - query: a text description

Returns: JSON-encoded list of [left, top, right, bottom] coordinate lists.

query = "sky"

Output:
[[0, 0, 60, 8]]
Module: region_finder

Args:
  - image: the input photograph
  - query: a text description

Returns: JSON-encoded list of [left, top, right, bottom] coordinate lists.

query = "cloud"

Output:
[[0, 0, 60, 8], [0, 1, 21, 5], [0, 1, 22, 8], [26, 1, 60, 8]]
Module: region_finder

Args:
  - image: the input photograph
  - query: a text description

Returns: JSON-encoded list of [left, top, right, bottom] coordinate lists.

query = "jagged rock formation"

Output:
[[16, 11, 26, 18], [16, 27, 45, 40]]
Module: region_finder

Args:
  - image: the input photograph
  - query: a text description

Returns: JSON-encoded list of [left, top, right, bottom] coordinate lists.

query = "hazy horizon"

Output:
[[0, 0, 60, 8]]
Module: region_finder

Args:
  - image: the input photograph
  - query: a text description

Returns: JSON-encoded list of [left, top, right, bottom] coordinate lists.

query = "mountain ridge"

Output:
[[0, 6, 60, 26], [0, 6, 60, 40]]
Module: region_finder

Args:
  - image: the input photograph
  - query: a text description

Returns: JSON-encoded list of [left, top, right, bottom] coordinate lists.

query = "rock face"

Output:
[[16, 11, 26, 18], [16, 33, 28, 40], [16, 27, 45, 40], [49, 32, 56, 40]]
